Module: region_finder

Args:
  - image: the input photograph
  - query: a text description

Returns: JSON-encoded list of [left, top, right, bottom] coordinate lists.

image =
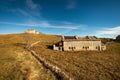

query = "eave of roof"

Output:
[[63, 39, 101, 42]]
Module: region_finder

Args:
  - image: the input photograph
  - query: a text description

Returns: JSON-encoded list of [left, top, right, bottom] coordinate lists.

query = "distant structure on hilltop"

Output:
[[53, 36, 106, 51], [24, 29, 39, 34]]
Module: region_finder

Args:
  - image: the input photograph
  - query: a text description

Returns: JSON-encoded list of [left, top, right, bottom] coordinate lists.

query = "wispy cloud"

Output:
[[17, 8, 33, 18], [0, 21, 84, 30], [0, 21, 33, 26], [7, 0, 41, 17], [66, 0, 76, 9], [25, 0, 41, 16], [8, 8, 34, 18], [96, 26, 120, 38], [26, 0, 39, 9]]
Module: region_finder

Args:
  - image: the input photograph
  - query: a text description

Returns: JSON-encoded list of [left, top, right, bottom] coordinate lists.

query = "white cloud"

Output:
[[96, 26, 120, 38], [66, 0, 76, 9], [0, 21, 84, 30], [26, 0, 39, 9]]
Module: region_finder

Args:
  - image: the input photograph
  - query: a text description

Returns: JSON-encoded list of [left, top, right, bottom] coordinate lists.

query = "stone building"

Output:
[[53, 36, 106, 51], [24, 29, 39, 34]]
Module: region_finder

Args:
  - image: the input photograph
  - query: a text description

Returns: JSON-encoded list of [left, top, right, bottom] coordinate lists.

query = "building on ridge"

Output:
[[53, 36, 106, 51], [24, 29, 39, 34]]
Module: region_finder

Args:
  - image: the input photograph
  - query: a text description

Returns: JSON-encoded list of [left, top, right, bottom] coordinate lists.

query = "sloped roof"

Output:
[[62, 36, 100, 41], [64, 36, 77, 40]]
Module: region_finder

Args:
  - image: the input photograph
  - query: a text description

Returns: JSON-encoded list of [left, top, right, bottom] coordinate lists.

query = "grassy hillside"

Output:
[[0, 33, 120, 80], [30, 34, 120, 80], [0, 34, 57, 80]]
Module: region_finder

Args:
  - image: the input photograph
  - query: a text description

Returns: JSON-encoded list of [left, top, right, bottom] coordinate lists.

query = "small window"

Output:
[[69, 47, 75, 50], [83, 46, 89, 50], [73, 47, 75, 49], [96, 46, 98, 49], [83, 46, 84, 49], [87, 46, 89, 49], [96, 46, 100, 50], [69, 47, 71, 49], [71, 47, 75, 51], [96, 47, 97, 49], [59, 47, 61, 50]]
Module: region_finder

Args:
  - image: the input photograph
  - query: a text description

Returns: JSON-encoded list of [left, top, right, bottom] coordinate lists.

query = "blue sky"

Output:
[[0, 0, 120, 38]]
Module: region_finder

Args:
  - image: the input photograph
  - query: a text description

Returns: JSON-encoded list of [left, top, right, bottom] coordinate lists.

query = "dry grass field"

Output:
[[0, 33, 120, 80], [0, 34, 57, 80], [30, 34, 120, 80]]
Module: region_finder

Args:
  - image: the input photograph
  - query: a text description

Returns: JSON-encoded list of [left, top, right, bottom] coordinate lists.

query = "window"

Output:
[[73, 47, 75, 49], [69, 47, 75, 50], [83, 46, 89, 50], [96, 47, 98, 49], [69, 47, 71, 49], [83, 46, 84, 49], [59, 47, 61, 50], [96, 46, 100, 50], [87, 46, 89, 49]]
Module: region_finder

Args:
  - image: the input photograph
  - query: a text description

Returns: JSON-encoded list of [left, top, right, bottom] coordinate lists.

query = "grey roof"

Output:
[[62, 36, 100, 41], [64, 36, 77, 40]]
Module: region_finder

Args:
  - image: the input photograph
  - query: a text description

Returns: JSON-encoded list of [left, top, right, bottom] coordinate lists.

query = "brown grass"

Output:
[[30, 34, 120, 80], [0, 33, 120, 80], [0, 34, 57, 80]]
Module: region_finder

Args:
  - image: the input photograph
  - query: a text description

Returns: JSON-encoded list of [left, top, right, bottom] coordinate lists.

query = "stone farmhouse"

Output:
[[25, 29, 39, 34], [53, 36, 106, 51]]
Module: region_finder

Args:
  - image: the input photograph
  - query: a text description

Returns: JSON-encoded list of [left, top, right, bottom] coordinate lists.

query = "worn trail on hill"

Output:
[[27, 41, 73, 80]]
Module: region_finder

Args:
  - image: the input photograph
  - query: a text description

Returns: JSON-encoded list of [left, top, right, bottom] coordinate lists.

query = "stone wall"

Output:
[[53, 45, 62, 51], [63, 41, 102, 51]]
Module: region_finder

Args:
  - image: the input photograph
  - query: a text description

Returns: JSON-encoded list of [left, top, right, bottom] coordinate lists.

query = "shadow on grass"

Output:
[[46, 45, 53, 50], [13, 43, 26, 48]]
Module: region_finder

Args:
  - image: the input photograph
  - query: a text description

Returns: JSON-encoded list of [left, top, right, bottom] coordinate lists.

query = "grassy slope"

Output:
[[0, 34, 57, 80], [31, 34, 120, 80], [0, 33, 119, 80]]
